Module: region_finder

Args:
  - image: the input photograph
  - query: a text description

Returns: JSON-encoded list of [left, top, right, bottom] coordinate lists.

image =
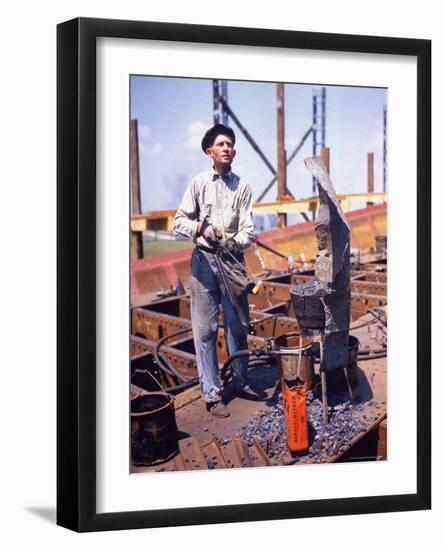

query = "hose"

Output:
[[221, 350, 261, 382], [356, 351, 387, 360], [220, 344, 388, 381], [153, 317, 283, 390], [163, 377, 199, 394], [132, 369, 199, 394], [153, 327, 194, 384], [220, 348, 310, 382], [221, 358, 273, 384], [357, 347, 387, 355]]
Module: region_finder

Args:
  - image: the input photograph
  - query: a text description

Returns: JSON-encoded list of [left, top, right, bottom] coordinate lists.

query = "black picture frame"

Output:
[[57, 17, 431, 532]]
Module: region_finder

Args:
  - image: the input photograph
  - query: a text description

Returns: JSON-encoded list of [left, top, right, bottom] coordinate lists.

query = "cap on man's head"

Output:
[[201, 124, 236, 153]]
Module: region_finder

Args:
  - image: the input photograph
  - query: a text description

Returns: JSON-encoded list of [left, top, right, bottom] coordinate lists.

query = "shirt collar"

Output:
[[212, 168, 232, 182]]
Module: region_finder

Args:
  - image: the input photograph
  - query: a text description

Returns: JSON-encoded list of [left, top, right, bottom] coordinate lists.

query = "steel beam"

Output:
[[218, 97, 277, 176]]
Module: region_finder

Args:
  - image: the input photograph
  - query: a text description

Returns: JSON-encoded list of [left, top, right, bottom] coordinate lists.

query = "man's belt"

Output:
[[196, 244, 216, 254], [196, 243, 244, 263]]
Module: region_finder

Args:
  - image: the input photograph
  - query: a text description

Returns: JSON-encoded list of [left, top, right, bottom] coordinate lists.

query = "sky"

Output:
[[130, 76, 387, 225]]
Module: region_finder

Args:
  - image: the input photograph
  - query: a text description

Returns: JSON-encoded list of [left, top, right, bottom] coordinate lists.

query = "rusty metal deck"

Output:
[[131, 303, 387, 473], [129, 204, 389, 474]]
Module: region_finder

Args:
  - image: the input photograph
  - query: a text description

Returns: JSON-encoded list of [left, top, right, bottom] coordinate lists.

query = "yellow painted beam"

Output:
[[252, 193, 386, 214], [131, 219, 147, 232], [130, 193, 387, 230]]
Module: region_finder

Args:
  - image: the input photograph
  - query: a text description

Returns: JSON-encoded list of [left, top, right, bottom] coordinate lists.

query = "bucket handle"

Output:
[[143, 368, 170, 396], [131, 390, 175, 416], [296, 333, 303, 378]]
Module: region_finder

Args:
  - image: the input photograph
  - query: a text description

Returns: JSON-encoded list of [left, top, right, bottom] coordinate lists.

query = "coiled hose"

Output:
[[147, 314, 387, 393], [152, 328, 200, 392], [220, 349, 302, 382]]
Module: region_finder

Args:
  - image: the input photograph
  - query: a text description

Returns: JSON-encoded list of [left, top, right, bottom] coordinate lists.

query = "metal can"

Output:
[[131, 391, 179, 466], [273, 332, 315, 389]]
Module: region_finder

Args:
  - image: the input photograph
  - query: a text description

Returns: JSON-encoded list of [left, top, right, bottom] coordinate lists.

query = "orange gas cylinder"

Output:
[[281, 377, 309, 452]]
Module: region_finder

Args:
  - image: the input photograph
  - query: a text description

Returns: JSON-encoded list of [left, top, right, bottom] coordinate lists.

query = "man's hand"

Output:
[[224, 237, 242, 258], [200, 219, 221, 248]]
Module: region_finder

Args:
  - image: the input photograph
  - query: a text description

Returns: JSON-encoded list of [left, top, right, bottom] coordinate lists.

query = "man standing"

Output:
[[173, 124, 257, 417]]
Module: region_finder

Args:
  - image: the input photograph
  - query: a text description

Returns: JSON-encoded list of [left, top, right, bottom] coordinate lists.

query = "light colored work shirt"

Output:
[[173, 169, 254, 250]]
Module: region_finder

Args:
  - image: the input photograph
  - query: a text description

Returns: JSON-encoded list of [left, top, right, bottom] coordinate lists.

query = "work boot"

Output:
[[208, 401, 230, 418], [236, 384, 267, 401]]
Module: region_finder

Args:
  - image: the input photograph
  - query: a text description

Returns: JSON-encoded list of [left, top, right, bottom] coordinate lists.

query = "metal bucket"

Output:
[[273, 332, 315, 389], [131, 391, 179, 466], [289, 285, 325, 331], [326, 335, 360, 391]]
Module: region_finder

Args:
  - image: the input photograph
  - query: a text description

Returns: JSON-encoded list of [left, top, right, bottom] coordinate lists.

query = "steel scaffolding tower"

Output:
[[213, 79, 229, 125], [211, 78, 311, 223], [312, 87, 326, 194]]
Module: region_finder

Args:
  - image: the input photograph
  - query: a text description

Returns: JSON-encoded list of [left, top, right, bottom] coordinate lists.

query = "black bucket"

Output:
[[290, 282, 326, 331], [131, 392, 179, 466], [273, 332, 315, 388], [326, 335, 360, 391]]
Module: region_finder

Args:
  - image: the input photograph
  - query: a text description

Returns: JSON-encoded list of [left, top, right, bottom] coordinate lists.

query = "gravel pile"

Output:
[[239, 390, 373, 464]]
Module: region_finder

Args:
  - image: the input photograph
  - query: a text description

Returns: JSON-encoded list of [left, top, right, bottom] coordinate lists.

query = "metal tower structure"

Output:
[[312, 87, 326, 194], [213, 79, 229, 125], [211, 78, 311, 224]]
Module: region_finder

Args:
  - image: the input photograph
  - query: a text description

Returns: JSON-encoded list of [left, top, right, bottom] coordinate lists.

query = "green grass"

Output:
[[143, 239, 194, 258]]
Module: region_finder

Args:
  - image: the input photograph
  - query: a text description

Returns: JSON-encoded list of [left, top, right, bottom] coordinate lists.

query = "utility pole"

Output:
[[276, 83, 287, 228], [367, 152, 374, 207], [130, 119, 143, 260]]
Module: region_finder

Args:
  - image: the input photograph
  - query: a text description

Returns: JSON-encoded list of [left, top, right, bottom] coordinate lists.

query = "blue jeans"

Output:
[[190, 248, 249, 403]]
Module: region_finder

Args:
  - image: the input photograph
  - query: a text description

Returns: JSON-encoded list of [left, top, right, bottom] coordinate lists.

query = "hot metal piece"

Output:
[[304, 156, 351, 371]]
